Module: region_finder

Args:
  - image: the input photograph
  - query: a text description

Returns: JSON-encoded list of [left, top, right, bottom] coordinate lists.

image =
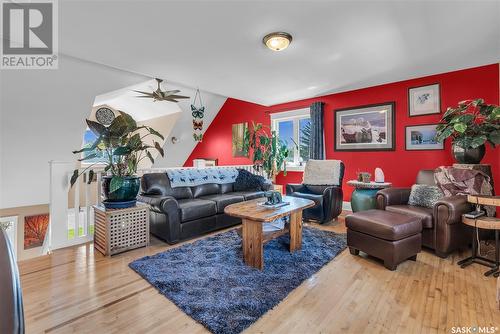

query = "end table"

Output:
[[93, 203, 150, 256], [347, 180, 392, 212], [457, 195, 500, 277]]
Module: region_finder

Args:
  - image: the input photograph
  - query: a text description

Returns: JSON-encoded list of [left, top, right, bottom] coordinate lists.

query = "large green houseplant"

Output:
[[436, 99, 499, 164], [243, 122, 290, 180], [71, 110, 165, 208]]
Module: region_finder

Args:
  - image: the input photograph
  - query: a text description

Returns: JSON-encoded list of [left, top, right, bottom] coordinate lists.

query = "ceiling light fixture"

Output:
[[263, 32, 292, 51]]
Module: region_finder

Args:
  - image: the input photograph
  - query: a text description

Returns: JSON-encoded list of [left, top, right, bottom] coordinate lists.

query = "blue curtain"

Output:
[[309, 102, 324, 159]]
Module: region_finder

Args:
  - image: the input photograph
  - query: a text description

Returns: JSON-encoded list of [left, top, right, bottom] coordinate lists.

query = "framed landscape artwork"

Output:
[[334, 102, 395, 151], [405, 124, 444, 150], [408, 83, 441, 116], [232, 122, 248, 157]]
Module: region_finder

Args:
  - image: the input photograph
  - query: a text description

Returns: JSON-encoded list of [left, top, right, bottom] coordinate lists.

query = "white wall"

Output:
[[153, 89, 226, 168], [0, 55, 227, 209]]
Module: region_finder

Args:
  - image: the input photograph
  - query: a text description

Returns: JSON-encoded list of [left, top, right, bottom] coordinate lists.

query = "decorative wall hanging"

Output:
[[191, 88, 205, 142], [334, 102, 395, 151], [405, 124, 444, 150], [134, 78, 189, 103], [232, 122, 249, 157], [408, 83, 441, 116], [95, 106, 116, 125]]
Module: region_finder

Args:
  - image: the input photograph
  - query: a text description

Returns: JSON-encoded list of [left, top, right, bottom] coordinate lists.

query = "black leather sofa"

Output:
[[286, 162, 345, 224], [0, 230, 24, 334], [139, 172, 272, 244]]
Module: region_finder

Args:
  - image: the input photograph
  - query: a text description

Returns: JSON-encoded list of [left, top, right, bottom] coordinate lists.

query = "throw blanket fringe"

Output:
[[167, 167, 238, 188]]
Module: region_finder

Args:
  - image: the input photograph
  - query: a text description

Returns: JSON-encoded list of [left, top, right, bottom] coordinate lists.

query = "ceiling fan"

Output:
[[133, 78, 190, 103]]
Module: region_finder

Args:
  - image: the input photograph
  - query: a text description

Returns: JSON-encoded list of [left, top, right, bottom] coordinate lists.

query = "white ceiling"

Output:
[[92, 80, 183, 122], [60, 0, 500, 106]]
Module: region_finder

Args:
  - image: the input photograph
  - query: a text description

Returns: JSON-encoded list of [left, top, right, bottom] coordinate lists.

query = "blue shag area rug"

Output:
[[129, 227, 346, 334]]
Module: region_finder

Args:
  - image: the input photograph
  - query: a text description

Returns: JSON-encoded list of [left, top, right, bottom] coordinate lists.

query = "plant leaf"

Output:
[[489, 130, 500, 145], [73, 135, 102, 154], [148, 127, 164, 140], [86, 119, 107, 136], [70, 169, 79, 187], [113, 146, 130, 156], [146, 151, 155, 164], [78, 153, 98, 161], [154, 142, 165, 157], [109, 176, 124, 193], [470, 135, 487, 148], [87, 170, 94, 185], [453, 122, 467, 133]]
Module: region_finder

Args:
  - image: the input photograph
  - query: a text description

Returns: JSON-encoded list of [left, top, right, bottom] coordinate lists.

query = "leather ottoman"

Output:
[[346, 209, 422, 270]]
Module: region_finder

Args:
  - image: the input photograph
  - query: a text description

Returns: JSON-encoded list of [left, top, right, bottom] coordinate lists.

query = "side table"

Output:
[[93, 203, 150, 256], [347, 180, 392, 212], [457, 195, 500, 277]]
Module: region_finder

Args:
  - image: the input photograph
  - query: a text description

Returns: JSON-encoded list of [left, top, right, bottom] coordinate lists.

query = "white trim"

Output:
[[271, 108, 310, 167], [342, 201, 352, 212], [270, 107, 309, 120], [0, 216, 18, 258]]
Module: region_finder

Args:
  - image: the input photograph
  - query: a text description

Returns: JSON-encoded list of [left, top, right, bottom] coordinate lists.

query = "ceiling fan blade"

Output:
[[167, 95, 190, 100]]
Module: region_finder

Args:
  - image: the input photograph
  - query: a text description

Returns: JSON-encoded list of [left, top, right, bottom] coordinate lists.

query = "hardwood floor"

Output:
[[19, 214, 500, 334]]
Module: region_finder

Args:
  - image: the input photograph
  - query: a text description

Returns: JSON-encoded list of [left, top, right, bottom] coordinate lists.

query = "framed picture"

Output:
[[24, 213, 49, 249], [408, 83, 441, 116], [232, 122, 248, 157], [405, 124, 444, 150], [334, 102, 395, 151]]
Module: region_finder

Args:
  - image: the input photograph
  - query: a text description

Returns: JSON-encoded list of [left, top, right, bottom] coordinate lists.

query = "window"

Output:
[[271, 108, 311, 168], [81, 128, 107, 164]]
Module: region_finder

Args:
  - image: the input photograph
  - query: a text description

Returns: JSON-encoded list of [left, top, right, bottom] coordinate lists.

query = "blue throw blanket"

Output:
[[167, 167, 239, 188]]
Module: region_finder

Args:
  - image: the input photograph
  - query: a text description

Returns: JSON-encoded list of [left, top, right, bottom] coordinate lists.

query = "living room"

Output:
[[1, 1, 499, 333]]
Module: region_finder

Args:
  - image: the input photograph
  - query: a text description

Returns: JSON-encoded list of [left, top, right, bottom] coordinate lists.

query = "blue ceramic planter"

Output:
[[101, 176, 140, 208]]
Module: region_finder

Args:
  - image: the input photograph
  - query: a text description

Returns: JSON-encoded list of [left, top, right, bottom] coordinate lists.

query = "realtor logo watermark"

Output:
[[1, 0, 58, 69]]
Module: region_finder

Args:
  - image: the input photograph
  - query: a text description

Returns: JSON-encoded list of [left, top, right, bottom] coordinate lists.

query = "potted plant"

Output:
[[243, 122, 290, 181], [436, 99, 499, 164], [71, 110, 165, 208]]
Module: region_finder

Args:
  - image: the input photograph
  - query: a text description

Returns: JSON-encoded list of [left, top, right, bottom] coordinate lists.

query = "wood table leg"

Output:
[[289, 211, 303, 252], [242, 218, 263, 270]]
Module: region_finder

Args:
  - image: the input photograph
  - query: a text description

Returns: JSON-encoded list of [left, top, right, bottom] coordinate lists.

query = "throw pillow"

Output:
[[408, 184, 444, 208], [234, 169, 266, 191]]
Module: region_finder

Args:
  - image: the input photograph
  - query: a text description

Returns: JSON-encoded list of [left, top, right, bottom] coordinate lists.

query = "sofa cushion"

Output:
[[386, 205, 434, 228], [346, 209, 422, 241], [288, 192, 323, 208], [177, 199, 217, 222], [230, 191, 265, 200], [220, 183, 234, 194], [199, 194, 245, 213], [191, 184, 221, 198], [234, 169, 267, 191]]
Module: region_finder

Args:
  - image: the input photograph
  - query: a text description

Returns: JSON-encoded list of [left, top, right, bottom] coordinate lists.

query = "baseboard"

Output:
[[342, 201, 352, 212]]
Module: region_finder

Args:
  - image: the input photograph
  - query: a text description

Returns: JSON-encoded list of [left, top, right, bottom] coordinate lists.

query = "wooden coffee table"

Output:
[[224, 196, 315, 270]]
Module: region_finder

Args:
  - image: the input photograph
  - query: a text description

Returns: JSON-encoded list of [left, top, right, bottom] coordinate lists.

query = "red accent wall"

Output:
[[185, 64, 500, 200]]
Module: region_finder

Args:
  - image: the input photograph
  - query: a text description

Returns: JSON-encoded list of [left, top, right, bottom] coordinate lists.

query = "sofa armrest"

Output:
[[286, 183, 307, 194], [138, 194, 179, 213], [323, 186, 344, 221], [434, 195, 472, 225], [138, 194, 181, 243], [376, 188, 411, 210]]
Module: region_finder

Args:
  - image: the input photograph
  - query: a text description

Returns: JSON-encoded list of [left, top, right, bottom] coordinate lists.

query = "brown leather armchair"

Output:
[[376, 169, 472, 258]]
